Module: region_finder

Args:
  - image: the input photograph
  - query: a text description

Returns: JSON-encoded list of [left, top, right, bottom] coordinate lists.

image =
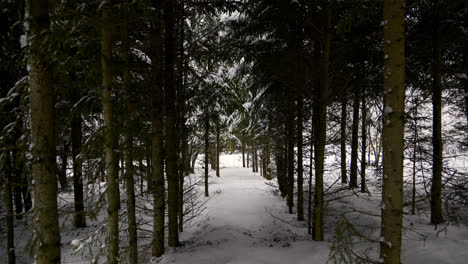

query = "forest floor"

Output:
[[1, 154, 468, 263], [158, 164, 329, 264]]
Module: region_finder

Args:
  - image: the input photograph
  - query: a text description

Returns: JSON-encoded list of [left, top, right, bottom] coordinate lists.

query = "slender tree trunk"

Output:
[[242, 137, 246, 167], [58, 143, 68, 191], [412, 96, 418, 215], [27, 0, 61, 262], [121, 2, 137, 262], [350, 92, 359, 189], [205, 117, 210, 197], [297, 96, 304, 221], [5, 151, 16, 264], [312, 5, 331, 241], [164, 0, 180, 247], [308, 125, 314, 235], [177, 0, 186, 232], [360, 96, 367, 193], [71, 82, 86, 228], [247, 147, 250, 168], [216, 123, 220, 177], [146, 143, 153, 194], [13, 149, 24, 219], [430, 0, 444, 225], [287, 103, 295, 214], [463, 51, 468, 127], [266, 134, 271, 179], [151, 0, 165, 257], [102, 1, 119, 262], [380, 0, 405, 262], [340, 96, 347, 184]]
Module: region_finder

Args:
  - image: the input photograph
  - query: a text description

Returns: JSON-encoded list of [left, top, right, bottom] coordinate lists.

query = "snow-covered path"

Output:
[[160, 157, 329, 264]]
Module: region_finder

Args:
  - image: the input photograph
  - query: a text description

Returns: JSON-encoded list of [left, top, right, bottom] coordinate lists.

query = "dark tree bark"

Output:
[[121, 1, 137, 262], [57, 143, 68, 191], [204, 116, 210, 197], [463, 51, 468, 126], [286, 103, 295, 214], [265, 134, 271, 180], [101, 1, 119, 262], [71, 79, 86, 228], [216, 123, 220, 177], [151, 1, 166, 257], [164, 0, 180, 247], [27, 0, 61, 262], [312, 5, 331, 241], [242, 136, 246, 167], [380, 0, 405, 261], [308, 124, 314, 235], [350, 92, 359, 189], [297, 96, 304, 221], [247, 147, 250, 168], [360, 96, 367, 193], [340, 96, 347, 184], [430, 0, 444, 225], [5, 151, 16, 264], [12, 149, 24, 219]]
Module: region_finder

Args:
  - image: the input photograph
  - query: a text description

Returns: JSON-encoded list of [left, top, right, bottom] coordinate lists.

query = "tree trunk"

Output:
[[216, 123, 220, 177], [71, 79, 86, 228], [380, 0, 405, 262], [164, 0, 180, 247], [463, 51, 468, 127], [430, 1, 444, 225], [121, 2, 137, 262], [360, 96, 367, 193], [286, 95, 295, 214], [101, 1, 119, 262], [340, 96, 347, 184], [13, 149, 24, 219], [350, 92, 359, 189], [5, 151, 16, 264], [247, 147, 250, 168], [297, 96, 304, 221], [412, 96, 418, 215], [151, 0, 165, 257], [308, 125, 314, 235], [265, 135, 271, 179], [312, 5, 331, 241], [177, 0, 186, 232], [146, 141, 153, 194], [58, 143, 68, 191], [26, 0, 61, 262], [205, 116, 210, 197], [242, 136, 246, 167]]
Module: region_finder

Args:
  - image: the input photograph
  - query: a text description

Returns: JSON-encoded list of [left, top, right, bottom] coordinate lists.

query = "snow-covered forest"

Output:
[[0, 0, 467, 263]]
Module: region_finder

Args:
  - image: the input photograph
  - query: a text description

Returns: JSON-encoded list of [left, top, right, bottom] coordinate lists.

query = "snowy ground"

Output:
[[1, 153, 468, 263], [159, 154, 329, 264]]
